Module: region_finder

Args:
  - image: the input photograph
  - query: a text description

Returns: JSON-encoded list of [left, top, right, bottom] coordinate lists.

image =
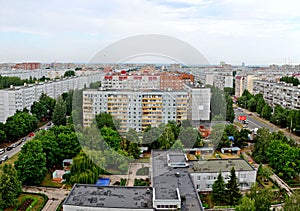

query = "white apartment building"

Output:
[[83, 88, 190, 132], [193, 70, 234, 90], [0, 73, 104, 122], [102, 74, 160, 90], [253, 80, 300, 110]]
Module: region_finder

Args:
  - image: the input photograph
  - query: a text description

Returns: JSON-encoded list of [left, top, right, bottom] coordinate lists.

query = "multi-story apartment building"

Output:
[[83, 88, 192, 132], [253, 80, 300, 110], [193, 70, 234, 90], [0, 73, 104, 122], [102, 74, 160, 90]]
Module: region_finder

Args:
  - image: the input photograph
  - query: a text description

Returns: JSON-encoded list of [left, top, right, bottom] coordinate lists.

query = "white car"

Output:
[[1, 155, 8, 161], [0, 148, 5, 154]]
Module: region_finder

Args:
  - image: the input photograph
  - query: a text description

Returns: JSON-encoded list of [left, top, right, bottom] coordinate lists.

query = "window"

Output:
[[197, 176, 201, 180], [240, 174, 246, 178]]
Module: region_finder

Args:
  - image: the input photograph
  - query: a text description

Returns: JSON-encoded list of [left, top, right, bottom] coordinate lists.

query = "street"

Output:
[[0, 121, 53, 164]]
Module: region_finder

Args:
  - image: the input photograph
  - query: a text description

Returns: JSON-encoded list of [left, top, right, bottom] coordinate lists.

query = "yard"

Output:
[[4, 193, 47, 211]]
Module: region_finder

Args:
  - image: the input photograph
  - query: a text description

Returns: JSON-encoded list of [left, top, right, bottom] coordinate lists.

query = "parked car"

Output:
[[0, 148, 5, 154], [28, 132, 35, 138], [1, 155, 8, 161], [21, 138, 27, 142], [6, 146, 13, 151], [243, 124, 248, 128], [11, 143, 18, 148]]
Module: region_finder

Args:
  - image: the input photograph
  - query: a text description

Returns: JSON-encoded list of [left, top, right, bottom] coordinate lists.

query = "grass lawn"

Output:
[[4, 193, 47, 211], [136, 167, 149, 176], [40, 173, 62, 188], [0, 152, 19, 169], [133, 157, 150, 163]]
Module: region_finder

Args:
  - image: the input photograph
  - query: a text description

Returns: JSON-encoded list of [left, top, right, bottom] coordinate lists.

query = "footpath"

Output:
[[23, 186, 70, 211]]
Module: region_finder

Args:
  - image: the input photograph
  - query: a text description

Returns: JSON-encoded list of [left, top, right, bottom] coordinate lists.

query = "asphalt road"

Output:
[[234, 109, 276, 132], [0, 121, 53, 164]]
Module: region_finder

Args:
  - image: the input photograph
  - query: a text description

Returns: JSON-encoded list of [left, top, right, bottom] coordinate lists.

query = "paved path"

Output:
[[126, 163, 150, 186], [23, 186, 70, 211]]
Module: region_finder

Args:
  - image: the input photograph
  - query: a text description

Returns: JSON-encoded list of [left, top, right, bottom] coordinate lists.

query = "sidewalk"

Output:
[[126, 163, 150, 186], [23, 186, 70, 211]]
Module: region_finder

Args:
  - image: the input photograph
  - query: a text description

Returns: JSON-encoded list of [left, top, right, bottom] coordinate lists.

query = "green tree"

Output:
[[31, 101, 47, 121], [4, 111, 38, 141], [95, 112, 119, 130], [261, 104, 272, 120], [157, 126, 175, 149], [247, 98, 257, 112], [39, 93, 56, 117], [62, 91, 73, 116], [178, 127, 201, 148], [234, 129, 250, 149], [248, 183, 271, 211], [0, 129, 6, 143], [226, 167, 242, 206], [171, 139, 184, 151], [38, 131, 60, 169], [15, 140, 47, 185], [64, 70, 75, 77], [0, 164, 22, 209], [226, 94, 235, 123], [266, 140, 299, 179], [52, 96, 67, 126], [235, 196, 255, 211], [252, 128, 270, 163], [283, 193, 300, 211], [100, 126, 122, 151], [212, 173, 227, 205], [70, 151, 105, 184]]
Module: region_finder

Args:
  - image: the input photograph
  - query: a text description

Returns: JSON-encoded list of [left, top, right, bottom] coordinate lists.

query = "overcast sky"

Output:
[[1, 0, 300, 65]]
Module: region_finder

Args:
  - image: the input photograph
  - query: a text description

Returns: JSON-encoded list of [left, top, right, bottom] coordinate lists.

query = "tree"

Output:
[[171, 140, 184, 151], [235, 196, 255, 211], [157, 126, 175, 149], [52, 96, 67, 126], [15, 140, 47, 185], [62, 91, 73, 116], [0, 164, 22, 209], [226, 167, 242, 206], [178, 127, 200, 148], [38, 131, 60, 169], [4, 111, 38, 141], [0, 129, 6, 143], [261, 104, 272, 120], [212, 173, 227, 205], [247, 98, 257, 112], [64, 70, 75, 77], [252, 128, 270, 163], [39, 93, 56, 117], [226, 94, 235, 123], [266, 140, 299, 179], [234, 129, 250, 148], [283, 193, 300, 211], [100, 126, 122, 151], [56, 129, 81, 162], [95, 112, 118, 130], [248, 183, 272, 211], [70, 151, 105, 184], [31, 101, 47, 121]]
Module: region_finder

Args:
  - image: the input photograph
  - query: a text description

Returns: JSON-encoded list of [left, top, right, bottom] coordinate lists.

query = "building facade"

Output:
[[253, 80, 300, 110], [0, 73, 103, 122]]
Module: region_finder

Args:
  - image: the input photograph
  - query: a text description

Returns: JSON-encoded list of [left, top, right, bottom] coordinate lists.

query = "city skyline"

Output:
[[1, 0, 300, 65]]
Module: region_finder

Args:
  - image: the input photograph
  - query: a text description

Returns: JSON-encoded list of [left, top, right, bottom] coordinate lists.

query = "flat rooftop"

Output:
[[64, 184, 153, 209], [152, 150, 203, 211], [190, 158, 255, 173], [168, 153, 187, 163]]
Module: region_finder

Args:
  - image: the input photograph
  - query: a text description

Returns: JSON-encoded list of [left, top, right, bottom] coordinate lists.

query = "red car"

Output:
[[28, 132, 35, 137]]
